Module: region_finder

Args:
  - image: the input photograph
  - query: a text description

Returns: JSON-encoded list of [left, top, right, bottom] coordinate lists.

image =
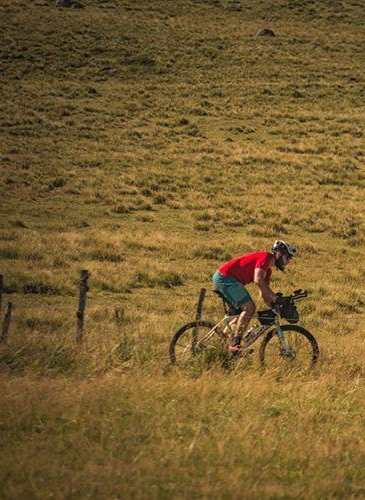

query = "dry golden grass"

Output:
[[1, 0, 365, 497]]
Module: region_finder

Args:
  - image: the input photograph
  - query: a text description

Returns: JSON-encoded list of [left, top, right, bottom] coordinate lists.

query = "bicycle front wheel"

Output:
[[169, 320, 226, 366], [259, 324, 319, 370]]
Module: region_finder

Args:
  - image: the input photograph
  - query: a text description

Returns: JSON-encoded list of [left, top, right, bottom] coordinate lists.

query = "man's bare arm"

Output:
[[254, 268, 277, 306]]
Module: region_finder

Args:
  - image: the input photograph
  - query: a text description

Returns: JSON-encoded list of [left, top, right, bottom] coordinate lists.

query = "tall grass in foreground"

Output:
[[1, 348, 365, 498], [1, 0, 365, 496], [1, 300, 365, 497]]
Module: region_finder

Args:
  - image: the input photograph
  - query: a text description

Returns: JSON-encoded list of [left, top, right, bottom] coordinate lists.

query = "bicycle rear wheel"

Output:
[[259, 324, 319, 370], [169, 320, 226, 366]]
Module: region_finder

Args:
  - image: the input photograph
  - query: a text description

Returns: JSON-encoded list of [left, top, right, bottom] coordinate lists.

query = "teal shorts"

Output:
[[212, 271, 252, 310]]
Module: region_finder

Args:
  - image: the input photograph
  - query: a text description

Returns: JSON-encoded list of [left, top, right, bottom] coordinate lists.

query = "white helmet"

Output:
[[272, 240, 297, 257], [272, 240, 297, 271]]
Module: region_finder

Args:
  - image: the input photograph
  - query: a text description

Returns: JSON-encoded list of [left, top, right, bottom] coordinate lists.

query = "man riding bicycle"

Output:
[[212, 240, 297, 354]]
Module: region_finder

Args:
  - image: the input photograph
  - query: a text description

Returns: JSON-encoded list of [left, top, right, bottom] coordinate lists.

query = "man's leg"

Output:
[[236, 300, 256, 337], [229, 300, 256, 354], [212, 272, 254, 353]]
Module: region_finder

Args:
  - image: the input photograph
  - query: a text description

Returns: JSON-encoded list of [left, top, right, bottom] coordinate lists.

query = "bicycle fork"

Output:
[[274, 319, 294, 359]]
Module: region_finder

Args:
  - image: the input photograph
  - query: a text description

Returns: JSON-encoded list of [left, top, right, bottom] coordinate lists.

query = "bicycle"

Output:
[[169, 289, 319, 370]]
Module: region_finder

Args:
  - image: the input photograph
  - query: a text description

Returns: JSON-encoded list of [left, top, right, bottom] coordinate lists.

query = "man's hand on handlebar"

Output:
[[271, 293, 289, 314]]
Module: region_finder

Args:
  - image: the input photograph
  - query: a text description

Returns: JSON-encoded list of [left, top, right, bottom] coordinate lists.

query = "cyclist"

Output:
[[212, 240, 297, 354]]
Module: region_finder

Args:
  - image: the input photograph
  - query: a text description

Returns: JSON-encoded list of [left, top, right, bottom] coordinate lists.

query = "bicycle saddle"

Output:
[[212, 290, 241, 316]]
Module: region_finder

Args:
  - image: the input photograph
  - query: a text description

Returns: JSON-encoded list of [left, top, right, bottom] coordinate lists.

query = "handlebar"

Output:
[[291, 289, 308, 301], [274, 289, 308, 306], [268, 289, 307, 322]]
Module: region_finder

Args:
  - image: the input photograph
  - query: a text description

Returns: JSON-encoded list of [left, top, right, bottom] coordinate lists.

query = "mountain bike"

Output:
[[169, 289, 319, 370]]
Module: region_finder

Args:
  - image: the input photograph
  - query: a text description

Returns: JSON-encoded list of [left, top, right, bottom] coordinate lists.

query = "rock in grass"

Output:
[[55, 0, 84, 8], [70, 1, 84, 8], [256, 28, 275, 37], [56, 0, 71, 6]]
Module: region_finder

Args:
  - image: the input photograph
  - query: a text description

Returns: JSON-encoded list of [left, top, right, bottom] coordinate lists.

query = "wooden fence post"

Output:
[[195, 288, 206, 321], [76, 270, 89, 343], [1, 301, 13, 345], [114, 308, 125, 323], [192, 288, 206, 347], [0, 274, 3, 320]]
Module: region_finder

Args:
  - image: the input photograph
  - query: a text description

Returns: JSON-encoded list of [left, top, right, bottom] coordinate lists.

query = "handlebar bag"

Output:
[[280, 302, 299, 324]]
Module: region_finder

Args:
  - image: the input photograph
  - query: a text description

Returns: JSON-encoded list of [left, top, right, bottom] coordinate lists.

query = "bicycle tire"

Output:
[[169, 320, 226, 365], [259, 324, 319, 369]]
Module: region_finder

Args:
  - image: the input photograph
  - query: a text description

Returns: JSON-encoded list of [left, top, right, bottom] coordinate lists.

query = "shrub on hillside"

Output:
[[128, 271, 185, 289], [194, 246, 231, 261]]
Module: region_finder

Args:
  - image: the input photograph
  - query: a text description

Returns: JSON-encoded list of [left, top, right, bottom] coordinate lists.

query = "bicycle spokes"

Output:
[[264, 329, 316, 369], [171, 322, 226, 366]]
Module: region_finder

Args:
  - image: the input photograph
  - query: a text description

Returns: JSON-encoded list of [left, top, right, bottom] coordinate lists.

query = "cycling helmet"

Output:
[[272, 240, 297, 271]]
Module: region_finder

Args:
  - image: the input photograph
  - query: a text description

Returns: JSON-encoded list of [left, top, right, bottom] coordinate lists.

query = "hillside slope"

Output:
[[1, 0, 365, 497]]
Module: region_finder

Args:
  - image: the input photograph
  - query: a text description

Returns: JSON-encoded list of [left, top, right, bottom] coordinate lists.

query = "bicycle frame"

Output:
[[195, 312, 291, 351], [171, 289, 313, 365]]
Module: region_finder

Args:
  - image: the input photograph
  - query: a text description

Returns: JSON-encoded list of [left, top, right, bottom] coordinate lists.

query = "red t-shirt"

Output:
[[219, 251, 272, 285]]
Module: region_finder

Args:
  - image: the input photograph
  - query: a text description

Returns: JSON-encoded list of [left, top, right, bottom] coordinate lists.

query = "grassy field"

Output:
[[1, 0, 365, 497]]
